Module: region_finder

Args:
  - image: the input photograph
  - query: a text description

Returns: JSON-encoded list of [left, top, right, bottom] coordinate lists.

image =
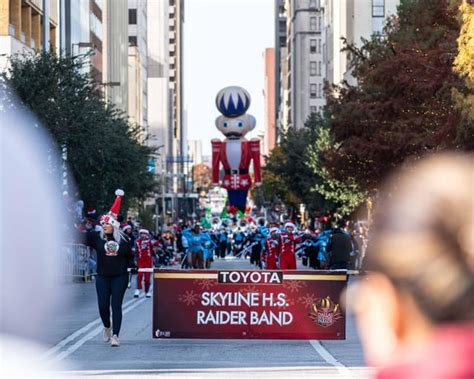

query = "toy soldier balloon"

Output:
[[211, 86, 262, 213]]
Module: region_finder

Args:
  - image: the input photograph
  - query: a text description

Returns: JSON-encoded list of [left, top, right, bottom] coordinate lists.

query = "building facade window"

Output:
[[90, 12, 103, 39], [310, 17, 317, 31], [317, 83, 323, 98], [310, 39, 316, 53], [310, 84, 317, 98], [310, 61, 317, 76], [318, 38, 321, 53], [318, 61, 322, 76], [309, 0, 319, 8], [129, 8, 137, 24], [310, 106, 317, 114], [129, 36, 137, 46], [372, 0, 385, 17], [317, 16, 322, 31]]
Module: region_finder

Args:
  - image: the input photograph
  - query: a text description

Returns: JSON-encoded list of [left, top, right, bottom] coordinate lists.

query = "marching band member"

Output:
[[263, 227, 281, 270], [202, 230, 217, 269], [182, 224, 205, 269], [279, 222, 301, 270], [134, 229, 157, 298]]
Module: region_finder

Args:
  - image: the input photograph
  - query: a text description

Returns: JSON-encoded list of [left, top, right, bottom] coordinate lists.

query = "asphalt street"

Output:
[[46, 259, 372, 378]]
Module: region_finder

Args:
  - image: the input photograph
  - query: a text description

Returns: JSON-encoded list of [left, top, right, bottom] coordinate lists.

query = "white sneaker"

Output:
[[103, 326, 112, 342], [146, 290, 152, 298], [110, 334, 120, 347], [134, 289, 140, 298]]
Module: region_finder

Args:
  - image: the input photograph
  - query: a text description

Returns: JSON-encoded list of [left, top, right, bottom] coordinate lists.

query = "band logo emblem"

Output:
[[308, 296, 342, 327]]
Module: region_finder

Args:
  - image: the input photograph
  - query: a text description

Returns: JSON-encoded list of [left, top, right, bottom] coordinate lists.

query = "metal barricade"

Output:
[[60, 243, 92, 282]]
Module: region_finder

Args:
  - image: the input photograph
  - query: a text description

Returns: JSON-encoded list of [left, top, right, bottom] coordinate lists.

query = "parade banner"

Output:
[[152, 269, 347, 340]]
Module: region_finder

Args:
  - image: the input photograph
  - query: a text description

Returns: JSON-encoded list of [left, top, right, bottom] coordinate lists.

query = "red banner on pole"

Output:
[[152, 270, 347, 340]]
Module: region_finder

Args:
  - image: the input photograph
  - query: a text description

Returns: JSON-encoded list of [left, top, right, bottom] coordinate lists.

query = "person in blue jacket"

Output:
[[182, 224, 205, 269], [315, 230, 331, 269], [202, 230, 217, 268]]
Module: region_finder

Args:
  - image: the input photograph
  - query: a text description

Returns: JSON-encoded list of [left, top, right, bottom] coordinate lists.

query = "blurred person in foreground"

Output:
[[1, 89, 70, 376], [351, 153, 474, 379]]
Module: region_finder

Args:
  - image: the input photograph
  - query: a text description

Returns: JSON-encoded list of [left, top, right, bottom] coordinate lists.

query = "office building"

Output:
[[128, 0, 147, 138], [0, 0, 59, 68]]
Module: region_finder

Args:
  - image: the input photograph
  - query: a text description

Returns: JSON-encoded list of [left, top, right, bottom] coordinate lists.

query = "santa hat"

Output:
[[122, 225, 132, 232], [139, 228, 150, 235], [100, 189, 124, 229], [284, 222, 296, 230], [269, 227, 280, 234]]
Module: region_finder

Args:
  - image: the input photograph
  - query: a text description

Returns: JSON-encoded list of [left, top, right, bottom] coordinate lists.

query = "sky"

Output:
[[184, 0, 274, 156]]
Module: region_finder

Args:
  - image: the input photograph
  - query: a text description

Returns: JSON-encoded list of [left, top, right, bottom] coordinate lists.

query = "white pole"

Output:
[[42, 0, 50, 52]]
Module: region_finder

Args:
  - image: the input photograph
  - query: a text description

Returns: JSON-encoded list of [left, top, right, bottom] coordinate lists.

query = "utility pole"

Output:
[[42, 0, 50, 52]]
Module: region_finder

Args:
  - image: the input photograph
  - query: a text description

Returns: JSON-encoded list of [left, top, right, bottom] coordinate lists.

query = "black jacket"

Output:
[[327, 229, 352, 265], [85, 231, 133, 276]]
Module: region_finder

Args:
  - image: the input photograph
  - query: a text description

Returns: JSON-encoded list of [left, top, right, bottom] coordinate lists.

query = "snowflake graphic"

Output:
[[241, 285, 262, 295], [282, 280, 307, 293], [193, 279, 215, 290], [276, 292, 296, 310], [298, 293, 318, 309], [178, 290, 200, 306], [241, 179, 249, 186]]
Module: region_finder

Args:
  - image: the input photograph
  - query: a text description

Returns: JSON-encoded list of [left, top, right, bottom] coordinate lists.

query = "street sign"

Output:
[[152, 269, 347, 339]]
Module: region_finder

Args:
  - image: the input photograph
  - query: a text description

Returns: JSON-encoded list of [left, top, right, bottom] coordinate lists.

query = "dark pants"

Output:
[[329, 261, 349, 270], [307, 246, 318, 269], [250, 243, 262, 268], [95, 273, 128, 336], [219, 241, 227, 258]]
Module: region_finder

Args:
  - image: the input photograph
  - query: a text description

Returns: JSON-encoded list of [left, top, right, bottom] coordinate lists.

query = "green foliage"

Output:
[[262, 113, 336, 216], [2, 51, 156, 212], [138, 204, 156, 232], [305, 115, 368, 216]]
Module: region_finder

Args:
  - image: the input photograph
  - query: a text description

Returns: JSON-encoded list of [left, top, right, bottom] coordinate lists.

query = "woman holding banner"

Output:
[[85, 189, 134, 347]]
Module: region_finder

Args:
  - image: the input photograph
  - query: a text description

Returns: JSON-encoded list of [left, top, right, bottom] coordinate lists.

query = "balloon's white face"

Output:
[[215, 114, 256, 138]]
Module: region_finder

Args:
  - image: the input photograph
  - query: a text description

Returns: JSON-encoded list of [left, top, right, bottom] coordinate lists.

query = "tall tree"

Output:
[[2, 51, 155, 211], [262, 114, 336, 216], [305, 114, 367, 216], [453, 0, 474, 148], [323, 0, 470, 191]]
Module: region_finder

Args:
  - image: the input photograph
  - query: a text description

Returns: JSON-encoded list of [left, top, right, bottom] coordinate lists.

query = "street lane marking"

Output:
[[50, 297, 147, 362], [44, 297, 143, 359], [58, 366, 371, 375], [309, 340, 357, 378]]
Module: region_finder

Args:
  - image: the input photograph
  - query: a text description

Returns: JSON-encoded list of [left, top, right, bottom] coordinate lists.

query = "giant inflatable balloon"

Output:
[[211, 86, 262, 213]]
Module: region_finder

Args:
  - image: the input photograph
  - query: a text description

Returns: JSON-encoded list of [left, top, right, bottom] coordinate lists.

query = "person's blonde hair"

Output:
[[366, 153, 474, 322]]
